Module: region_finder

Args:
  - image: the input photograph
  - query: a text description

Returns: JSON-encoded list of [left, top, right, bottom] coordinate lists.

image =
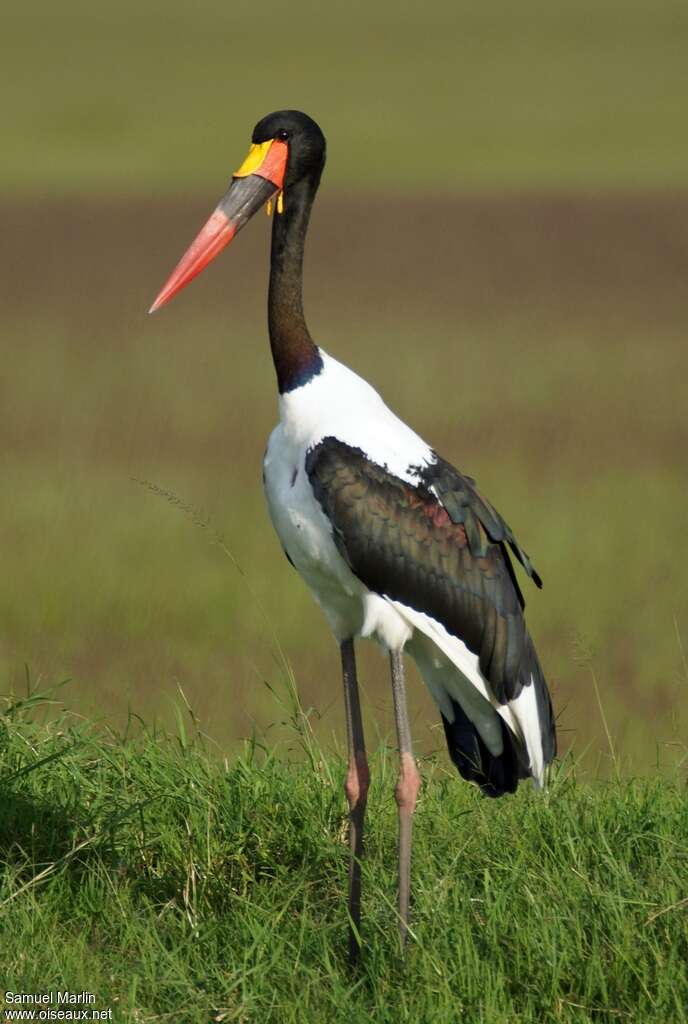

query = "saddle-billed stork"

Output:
[[150, 110, 556, 959]]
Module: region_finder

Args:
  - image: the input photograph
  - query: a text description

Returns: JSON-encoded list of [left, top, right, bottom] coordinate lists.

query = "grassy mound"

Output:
[[1, 684, 686, 1023]]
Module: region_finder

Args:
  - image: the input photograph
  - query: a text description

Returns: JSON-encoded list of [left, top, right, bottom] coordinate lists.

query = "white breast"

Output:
[[262, 350, 431, 648], [263, 421, 363, 639]]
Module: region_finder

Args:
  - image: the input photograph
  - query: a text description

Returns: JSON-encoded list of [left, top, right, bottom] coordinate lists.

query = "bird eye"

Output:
[[277, 130, 290, 141]]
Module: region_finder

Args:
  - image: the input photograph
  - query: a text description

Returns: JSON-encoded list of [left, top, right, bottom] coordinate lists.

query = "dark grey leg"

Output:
[[341, 638, 369, 963], [389, 648, 420, 947]]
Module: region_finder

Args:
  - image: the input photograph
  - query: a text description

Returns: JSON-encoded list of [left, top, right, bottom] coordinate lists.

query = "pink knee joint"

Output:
[[395, 751, 420, 814], [345, 752, 370, 810]]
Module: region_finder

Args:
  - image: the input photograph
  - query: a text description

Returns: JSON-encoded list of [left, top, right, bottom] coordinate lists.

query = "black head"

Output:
[[252, 110, 326, 187]]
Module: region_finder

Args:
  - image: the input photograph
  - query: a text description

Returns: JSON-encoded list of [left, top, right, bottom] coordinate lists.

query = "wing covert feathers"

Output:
[[306, 438, 544, 706]]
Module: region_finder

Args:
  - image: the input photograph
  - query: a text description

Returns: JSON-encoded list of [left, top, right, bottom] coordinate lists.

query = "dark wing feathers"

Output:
[[420, 455, 543, 592], [306, 438, 541, 705]]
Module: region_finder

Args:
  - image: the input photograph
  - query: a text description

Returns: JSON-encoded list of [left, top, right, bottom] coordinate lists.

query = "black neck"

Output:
[[268, 169, 323, 393]]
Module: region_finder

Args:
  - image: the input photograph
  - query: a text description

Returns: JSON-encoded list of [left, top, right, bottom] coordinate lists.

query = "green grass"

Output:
[[4, 0, 688, 193], [1, 683, 687, 1023]]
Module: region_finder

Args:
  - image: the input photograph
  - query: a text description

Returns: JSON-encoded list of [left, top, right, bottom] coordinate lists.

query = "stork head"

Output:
[[149, 110, 326, 314], [251, 109, 326, 189]]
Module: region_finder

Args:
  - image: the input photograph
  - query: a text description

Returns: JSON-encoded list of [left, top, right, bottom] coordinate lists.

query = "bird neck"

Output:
[[268, 170, 323, 393]]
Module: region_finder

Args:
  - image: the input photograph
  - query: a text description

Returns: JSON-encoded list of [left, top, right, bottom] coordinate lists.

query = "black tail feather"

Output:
[[441, 698, 527, 798]]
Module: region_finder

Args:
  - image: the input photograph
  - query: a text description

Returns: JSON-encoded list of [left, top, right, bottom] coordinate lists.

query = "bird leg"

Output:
[[389, 648, 421, 948], [340, 638, 369, 964]]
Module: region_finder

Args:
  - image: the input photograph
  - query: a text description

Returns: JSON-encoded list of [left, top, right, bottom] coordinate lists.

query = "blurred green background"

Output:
[[2, 0, 687, 770]]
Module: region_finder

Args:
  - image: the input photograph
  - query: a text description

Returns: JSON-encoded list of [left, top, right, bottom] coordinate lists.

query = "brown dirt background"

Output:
[[2, 191, 687, 771]]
